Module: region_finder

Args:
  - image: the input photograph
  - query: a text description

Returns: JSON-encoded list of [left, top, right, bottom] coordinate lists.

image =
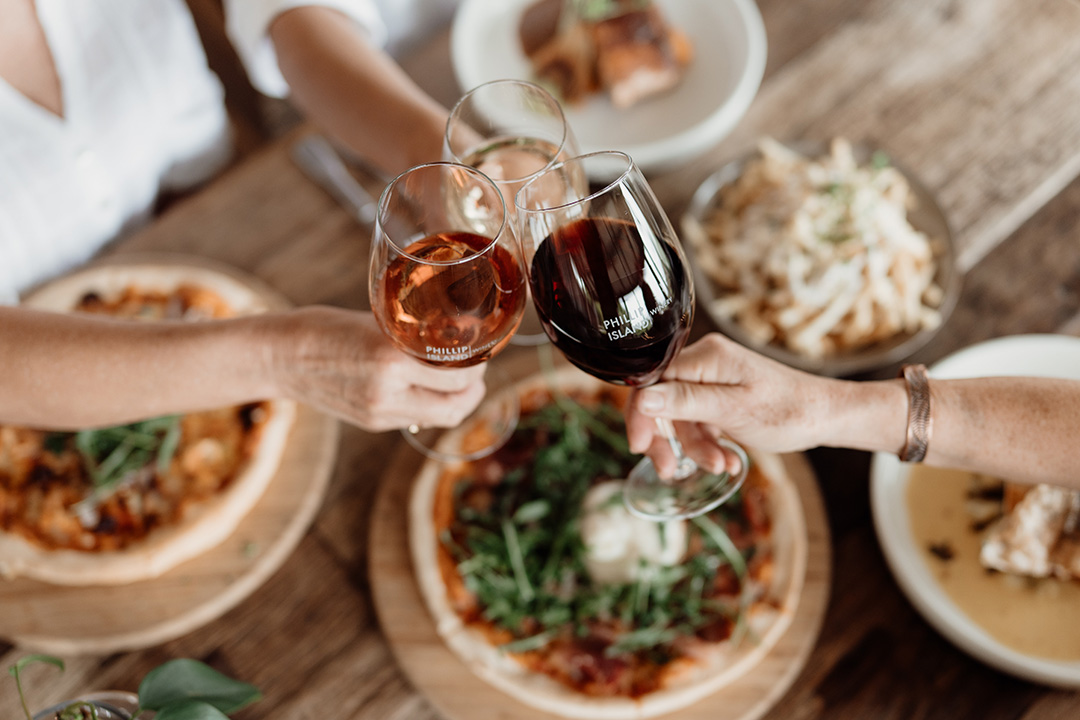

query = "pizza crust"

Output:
[[0, 261, 297, 586], [22, 262, 275, 315], [409, 366, 808, 719]]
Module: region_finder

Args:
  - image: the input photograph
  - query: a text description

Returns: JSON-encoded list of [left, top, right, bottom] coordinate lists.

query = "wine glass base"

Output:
[[400, 365, 519, 463], [623, 442, 750, 521]]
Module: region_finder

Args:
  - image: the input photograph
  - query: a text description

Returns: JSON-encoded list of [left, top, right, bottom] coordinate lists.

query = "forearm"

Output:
[[921, 377, 1080, 487], [269, 6, 448, 177], [823, 375, 1080, 488], [0, 307, 277, 429]]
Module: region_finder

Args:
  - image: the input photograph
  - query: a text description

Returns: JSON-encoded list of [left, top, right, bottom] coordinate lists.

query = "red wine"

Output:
[[377, 231, 525, 367], [529, 217, 693, 385]]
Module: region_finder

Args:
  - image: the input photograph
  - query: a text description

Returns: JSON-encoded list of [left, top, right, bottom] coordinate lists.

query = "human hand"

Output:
[[625, 333, 836, 477], [266, 306, 486, 431]]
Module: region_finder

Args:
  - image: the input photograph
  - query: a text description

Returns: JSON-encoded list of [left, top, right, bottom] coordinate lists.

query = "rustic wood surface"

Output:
[[370, 436, 830, 720], [4, 0, 1080, 717]]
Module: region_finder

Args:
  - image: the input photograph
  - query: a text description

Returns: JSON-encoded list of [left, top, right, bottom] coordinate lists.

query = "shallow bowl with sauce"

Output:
[[870, 334, 1080, 686]]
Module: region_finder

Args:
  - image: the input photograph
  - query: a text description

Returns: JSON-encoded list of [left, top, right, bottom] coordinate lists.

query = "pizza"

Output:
[[410, 366, 807, 719], [0, 262, 296, 586]]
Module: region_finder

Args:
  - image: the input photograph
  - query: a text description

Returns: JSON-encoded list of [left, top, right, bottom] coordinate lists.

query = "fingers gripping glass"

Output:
[[368, 162, 527, 461], [445, 79, 581, 347], [514, 151, 749, 520]]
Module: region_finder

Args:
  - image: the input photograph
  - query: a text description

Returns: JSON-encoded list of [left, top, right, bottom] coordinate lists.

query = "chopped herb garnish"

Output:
[[73, 416, 182, 495], [43, 415, 185, 516]]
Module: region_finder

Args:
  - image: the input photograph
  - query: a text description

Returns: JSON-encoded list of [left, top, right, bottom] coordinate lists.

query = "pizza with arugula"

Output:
[[0, 263, 295, 586], [410, 367, 806, 719]]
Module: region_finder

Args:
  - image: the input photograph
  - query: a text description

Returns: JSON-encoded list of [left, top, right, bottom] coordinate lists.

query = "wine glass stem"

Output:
[[655, 417, 698, 481]]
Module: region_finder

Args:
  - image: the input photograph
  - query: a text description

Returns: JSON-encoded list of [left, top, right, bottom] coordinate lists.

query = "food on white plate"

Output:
[[907, 467, 1080, 661], [688, 137, 945, 360], [519, 0, 694, 109], [410, 367, 806, 719], [980, 481, 1080, 580], [0, 264, 295, 585]]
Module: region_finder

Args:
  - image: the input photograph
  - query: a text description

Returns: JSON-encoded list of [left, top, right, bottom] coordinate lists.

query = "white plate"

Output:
[[450, 0, 767, 174], [870, 334, 1080, 686]]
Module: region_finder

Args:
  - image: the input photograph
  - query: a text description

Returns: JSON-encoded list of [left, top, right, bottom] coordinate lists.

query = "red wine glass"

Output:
[[369, 162, 527, 461], [515, 150, 749, 520]]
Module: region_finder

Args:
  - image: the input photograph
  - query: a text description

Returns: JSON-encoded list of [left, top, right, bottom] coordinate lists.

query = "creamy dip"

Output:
[[906, 465, 1080, 661]]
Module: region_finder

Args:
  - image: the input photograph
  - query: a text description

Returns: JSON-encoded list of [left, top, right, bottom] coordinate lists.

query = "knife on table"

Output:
[[290, 134, 379, 226]]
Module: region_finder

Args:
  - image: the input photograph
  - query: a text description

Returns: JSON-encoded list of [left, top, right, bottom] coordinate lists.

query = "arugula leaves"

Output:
[[444, 394, 756, 663], [75, 416, 182, 491], [44, 416, 183, 506]]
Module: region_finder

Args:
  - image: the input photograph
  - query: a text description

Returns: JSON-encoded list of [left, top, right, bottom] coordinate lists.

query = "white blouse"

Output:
[[0, 0, 456, 304]]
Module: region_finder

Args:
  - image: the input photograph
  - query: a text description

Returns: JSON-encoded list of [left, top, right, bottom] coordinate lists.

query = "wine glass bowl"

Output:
[[370, 162, 526, 367], [369, 162, 527, 462], [515, 150, 749, 520], [446, 79, 581, 346], [516, 152, 692, 387]]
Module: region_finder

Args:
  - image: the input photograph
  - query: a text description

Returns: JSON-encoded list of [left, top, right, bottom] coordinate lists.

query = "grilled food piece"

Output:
[[591, 3, 692, 108], [520, 0, 693, 108], [980, 483, 1080, 579]]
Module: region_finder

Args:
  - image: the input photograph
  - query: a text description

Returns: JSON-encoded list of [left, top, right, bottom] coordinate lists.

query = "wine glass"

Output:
[[445, 79, 581, 346], [369, 162, 527, 461], [514, 150, 749, 520]]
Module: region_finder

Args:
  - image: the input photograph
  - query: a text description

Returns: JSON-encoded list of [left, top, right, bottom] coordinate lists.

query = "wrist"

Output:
[[819, 377, 909, 454], [238, 311, 302, 402]]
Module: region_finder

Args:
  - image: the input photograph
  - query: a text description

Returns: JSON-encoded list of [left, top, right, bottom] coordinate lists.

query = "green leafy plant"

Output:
[[8, 655, 260, 720]]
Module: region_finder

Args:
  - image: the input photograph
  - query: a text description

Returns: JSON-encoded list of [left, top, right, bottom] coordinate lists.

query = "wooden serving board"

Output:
[[0, 255, 340, 655], [369, 435, 831, 720]]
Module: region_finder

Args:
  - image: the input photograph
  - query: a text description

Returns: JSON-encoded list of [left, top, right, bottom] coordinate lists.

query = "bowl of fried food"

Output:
[[681, 137, 961, 376]]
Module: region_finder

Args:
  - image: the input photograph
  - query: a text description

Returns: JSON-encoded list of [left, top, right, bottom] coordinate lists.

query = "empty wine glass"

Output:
[[515, 150, 749, 520], [369, 162, 527, 461], [445, 78, 580, 346]]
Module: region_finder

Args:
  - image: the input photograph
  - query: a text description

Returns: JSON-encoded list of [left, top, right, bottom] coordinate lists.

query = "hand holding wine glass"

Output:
[[369, 162, 527, 461], [515, 150, 748, 520]]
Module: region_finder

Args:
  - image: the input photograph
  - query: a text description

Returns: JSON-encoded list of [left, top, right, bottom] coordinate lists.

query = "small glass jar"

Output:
[[33, 691, 140, 719]]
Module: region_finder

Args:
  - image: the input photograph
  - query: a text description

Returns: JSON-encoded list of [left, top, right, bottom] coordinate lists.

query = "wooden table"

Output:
[[5, 1, 1080, 717]]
